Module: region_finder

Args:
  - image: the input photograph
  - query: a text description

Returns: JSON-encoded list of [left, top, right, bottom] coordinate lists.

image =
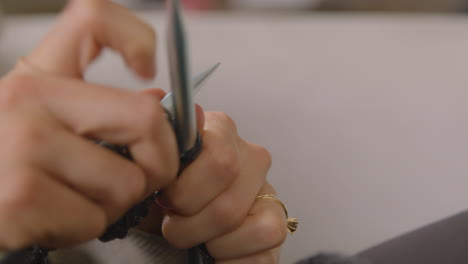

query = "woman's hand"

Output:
[[0, 0, 178, 249], [0, 0, 289, 262], [157, 112, 287, 263]]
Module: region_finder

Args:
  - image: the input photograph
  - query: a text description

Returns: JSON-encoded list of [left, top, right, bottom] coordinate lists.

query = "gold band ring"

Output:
[[256, 194, 298, 234]]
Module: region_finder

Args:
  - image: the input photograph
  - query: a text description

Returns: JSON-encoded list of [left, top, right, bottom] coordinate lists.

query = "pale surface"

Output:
[[2, 12, 468, 263]]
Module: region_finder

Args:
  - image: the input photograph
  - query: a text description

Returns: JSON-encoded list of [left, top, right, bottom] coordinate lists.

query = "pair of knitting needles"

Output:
[[165, 1, 219, 262]]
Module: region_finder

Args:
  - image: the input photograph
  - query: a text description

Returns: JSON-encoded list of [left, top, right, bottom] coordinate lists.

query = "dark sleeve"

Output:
[[356, 210, 468, 264], [296, 210, 468, 264], [295, 254, 370, 264]]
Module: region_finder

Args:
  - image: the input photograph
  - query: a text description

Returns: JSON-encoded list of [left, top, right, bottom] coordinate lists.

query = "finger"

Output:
[[6, 73, 179, 194], [39, 128, 148, 222], [162, 138, 271, 247], [206, 183, 287, 260], [0, 168, 106, 249], [216, 247, 281, 264], [157, 114, 239, 216], [0, 108, 148, 223], [25, 0, 157, 79]]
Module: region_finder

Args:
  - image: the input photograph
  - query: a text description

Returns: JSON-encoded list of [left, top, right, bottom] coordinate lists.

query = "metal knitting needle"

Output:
[[167, 0, 196, 153], [167, 1, 212, 263], [161, 62, 220, 118]]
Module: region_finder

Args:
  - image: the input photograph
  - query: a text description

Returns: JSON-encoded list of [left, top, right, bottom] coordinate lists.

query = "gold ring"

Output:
[[256, 194, 298, 234]]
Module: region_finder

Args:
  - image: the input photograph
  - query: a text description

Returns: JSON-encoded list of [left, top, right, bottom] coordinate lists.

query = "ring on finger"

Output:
[[256, 194, 298, 234]]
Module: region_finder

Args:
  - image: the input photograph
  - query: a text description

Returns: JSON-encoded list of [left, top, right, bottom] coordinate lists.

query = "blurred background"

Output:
[[2, 0, 468, 13]]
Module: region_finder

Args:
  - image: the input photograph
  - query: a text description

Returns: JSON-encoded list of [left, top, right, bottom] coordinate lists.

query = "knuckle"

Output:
[[212, 196, 244, 233], [255, 213, 287, 249], [67, 0, 107, 30], [207, 143, 240, 180], [0, 73, 37, 109], [70, 0, 105, 16], [208, 112, 238, 132], [252, 144, 273, 171]]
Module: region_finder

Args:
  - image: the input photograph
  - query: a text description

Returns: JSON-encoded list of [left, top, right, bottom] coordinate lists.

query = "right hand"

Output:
[[0, 0, 179, 250]]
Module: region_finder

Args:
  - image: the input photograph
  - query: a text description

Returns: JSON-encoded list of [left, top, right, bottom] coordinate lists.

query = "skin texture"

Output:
[[0, 0, 287, 262]]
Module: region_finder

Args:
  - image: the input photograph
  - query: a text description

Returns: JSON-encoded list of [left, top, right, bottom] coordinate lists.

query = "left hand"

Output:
[[156, 112, 287, 263]]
